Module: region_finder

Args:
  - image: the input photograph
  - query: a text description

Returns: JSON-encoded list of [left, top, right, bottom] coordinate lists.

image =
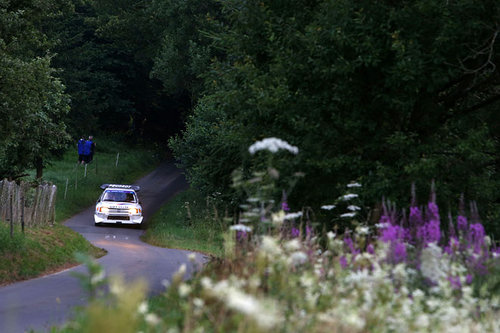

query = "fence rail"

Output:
[[0, 179, 57, 227]]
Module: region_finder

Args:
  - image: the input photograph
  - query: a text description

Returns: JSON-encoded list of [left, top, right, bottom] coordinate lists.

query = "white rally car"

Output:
[[94, 184, 143, 226]]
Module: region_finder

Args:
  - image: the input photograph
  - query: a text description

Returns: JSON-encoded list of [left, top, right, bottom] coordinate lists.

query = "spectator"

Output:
[[88, 136, 96, 162], [77, 137, 85, 164]]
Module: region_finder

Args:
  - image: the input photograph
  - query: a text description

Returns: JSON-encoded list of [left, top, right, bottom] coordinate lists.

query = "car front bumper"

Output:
[[94, 213, 143, 224]]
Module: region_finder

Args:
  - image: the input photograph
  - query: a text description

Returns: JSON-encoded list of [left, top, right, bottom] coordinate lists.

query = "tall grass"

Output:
[[141, 188, 225, 257]]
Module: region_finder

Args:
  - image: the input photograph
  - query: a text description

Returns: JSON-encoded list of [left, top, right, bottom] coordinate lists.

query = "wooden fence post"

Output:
[[64, 178, 69, 199]]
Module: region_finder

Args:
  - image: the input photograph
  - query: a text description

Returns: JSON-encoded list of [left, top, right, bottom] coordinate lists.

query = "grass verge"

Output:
[[0, 223, 105, 285], [141, 188, 225, 257], [0, 138, 161, 285]]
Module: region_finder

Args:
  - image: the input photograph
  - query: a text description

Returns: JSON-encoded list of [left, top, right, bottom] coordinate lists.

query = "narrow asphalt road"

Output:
[[0, 161, 205, 332]]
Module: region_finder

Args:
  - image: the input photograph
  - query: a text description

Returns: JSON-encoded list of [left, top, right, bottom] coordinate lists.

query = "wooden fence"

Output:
[[0, 179, 57, 227]]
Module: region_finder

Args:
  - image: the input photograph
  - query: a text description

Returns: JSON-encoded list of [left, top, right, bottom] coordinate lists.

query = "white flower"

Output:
[[347, 205, 361, 211], [260, 236, 282, 257], [357, 226, 369, 235], [187, 253, 197, 262], [137, 301, 148, 314], [284, 239, 301, 252], [340, 193, 359, 201], [347, 182, 362, 188], [327, 231, 336, 240], [321, 205, 336, 210], [289, 251, 308, 266], [179, 283, 191, 297], [272, 211, 285, 225], [230, 224, 252, 232], [90, 269, 105, 285], [193, 298, 204, 308], [176, 264, 187, 277], [284, 212, 303, 220], [145, 313, 161, 326], [248, 137, 299, 155], [340, 212, 357, 218], [420, 243, 448, 283]]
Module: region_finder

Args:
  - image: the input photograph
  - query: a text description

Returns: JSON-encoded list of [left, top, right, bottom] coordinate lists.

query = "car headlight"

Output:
[[98, 207, 109, 214], [129, 208, 141, 215]]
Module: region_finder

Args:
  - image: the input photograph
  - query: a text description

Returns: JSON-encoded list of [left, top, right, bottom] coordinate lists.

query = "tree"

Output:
[[171, 0, 500, 233], [0, 0, 71, 179]]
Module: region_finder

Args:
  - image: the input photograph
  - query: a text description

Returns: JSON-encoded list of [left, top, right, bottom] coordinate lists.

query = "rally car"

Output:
[[94, 184, 143, 226]]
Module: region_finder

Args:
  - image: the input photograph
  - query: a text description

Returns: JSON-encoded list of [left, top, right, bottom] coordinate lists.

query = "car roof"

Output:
[[100, 184, 140, 191]]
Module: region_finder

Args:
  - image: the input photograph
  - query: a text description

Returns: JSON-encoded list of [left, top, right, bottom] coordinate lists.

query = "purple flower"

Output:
[[236, 231, 248, 242], [306, 225, 313, 237], [457, 215, 468, 232], [466, 274, 473, 284], [282, 201, 290, 212], [291, 227, 300, 238], [469, 223, 485, 253], [409, 206, 423, 226], [448, 276, 461, 289], [339, 256, 348, 268], [367, 243, 375, 254], [391, 241, 407, 264], [380, 224, 403, 243]]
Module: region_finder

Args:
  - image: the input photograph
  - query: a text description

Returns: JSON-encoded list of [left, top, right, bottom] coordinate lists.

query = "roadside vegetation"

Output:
[[54, 139, 500, 333], [0, 139, 161, 285], [141, 188, 225, 257]]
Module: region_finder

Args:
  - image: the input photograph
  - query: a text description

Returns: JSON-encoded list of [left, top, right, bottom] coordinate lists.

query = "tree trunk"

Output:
[[35, 156, 43, 179]]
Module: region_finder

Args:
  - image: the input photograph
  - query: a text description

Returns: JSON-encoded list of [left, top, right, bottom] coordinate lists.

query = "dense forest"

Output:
[[1, 0, 499, 234]]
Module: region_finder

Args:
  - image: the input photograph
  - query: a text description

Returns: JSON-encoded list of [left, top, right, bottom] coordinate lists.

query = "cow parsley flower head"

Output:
[[248, 137, 299, 155], [347, 182, 362, 188], [341, 212, 356, 218], [341, 193, 359, 201], [230, 224, 252, 232], [321, 205, 336, 210], [347, 205, 361, 211]]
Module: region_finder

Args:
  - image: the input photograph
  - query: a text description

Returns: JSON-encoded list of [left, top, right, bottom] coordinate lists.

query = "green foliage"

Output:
[[171, 0, 500, 235], [0, 0, 71, 179], [0, 224, 104, 285]]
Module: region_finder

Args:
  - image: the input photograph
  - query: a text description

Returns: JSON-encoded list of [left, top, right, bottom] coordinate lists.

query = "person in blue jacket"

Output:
[[82, 138, 92, 164], [77, 137, 85, 164]]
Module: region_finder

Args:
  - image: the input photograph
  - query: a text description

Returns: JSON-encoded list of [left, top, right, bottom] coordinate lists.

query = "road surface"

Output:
[[0, 162, 204, 332]]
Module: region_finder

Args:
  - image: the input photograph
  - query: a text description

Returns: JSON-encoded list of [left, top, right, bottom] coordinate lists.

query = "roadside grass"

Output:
[[141, 188, 225, 257], [0, 223, 105, 285], [0, 138, 161, 285]]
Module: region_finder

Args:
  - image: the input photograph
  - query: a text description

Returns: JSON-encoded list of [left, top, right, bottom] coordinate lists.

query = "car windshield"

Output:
[[102, 190, 136, 203]]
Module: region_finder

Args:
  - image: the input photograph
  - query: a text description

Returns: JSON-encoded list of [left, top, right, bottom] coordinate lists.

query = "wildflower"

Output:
[[290, 251, 309, 266], [284, 239, 301, 252], [291, 227, 300, 238], [137, 301, 148, 315], [272, 210, 285, 225], [327, 231, 336, 240], [281, 201, 290, 212], [340, 193, 358, 201], [340, 212, 356, 218], [347, 182, 362, 188], [347, 205, 361, 211], [457, 215, 468, 231], [260, 236, 282, 256], [90, 269, 105, 285], [248, 137, 299, 155], [187, 253, 197, 262], [179, 283, 191, 297], [230, 224, 252, 232], [284, 212, 303, 220], [357, 226, 369, 235], [193, 298, 204, 308], [420, 243, 448, 282], [339, 256, 348, 268], [321, 205, 336, 210], [145, 313, 161, 326]]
